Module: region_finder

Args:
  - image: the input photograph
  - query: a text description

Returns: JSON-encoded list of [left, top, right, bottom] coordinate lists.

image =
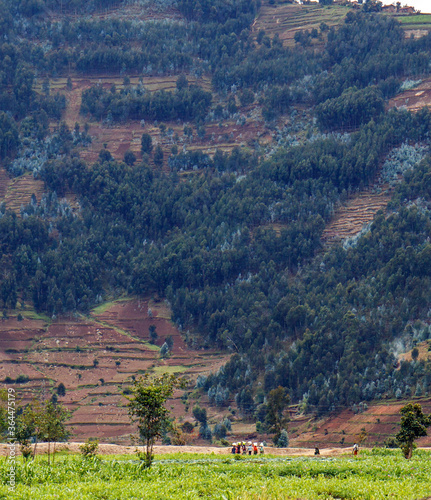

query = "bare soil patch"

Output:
[[322, 186, 392, 244], [3, 172, 45, 214], [252, 2, 348, 47], [389, 77, 431, 112], [0, 441, 370, 458], [1, 300, 229, 443], [290, 398, 431, 448]]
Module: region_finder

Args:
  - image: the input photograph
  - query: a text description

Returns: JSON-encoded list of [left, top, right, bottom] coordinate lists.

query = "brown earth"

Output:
[[289, 398, 431, 448], [0, 442, 402, 458], [1, 172, 45, 214], [389, 77, 431, 112], [252, 2, 349, 47], [44, 74, 267, 167], [322, 186, 392, 244], [1, 299, 229, 444]]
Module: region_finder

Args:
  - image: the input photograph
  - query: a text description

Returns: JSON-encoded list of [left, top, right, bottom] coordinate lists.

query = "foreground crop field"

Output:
[[1, 449, 431, 499]]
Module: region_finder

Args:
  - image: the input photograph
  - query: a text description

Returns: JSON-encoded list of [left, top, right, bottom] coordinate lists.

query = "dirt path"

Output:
[[0, 442, 376, 457]]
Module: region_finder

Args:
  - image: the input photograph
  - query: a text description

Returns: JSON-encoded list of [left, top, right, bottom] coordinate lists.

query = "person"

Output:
[[314, 446, 320, 455], [259, 443, 264, 454], [253, 442, 258, 455], [353, 443, 359, 456], [231, 443, 236, 454], [247, 441, 252, 455], [236, 442, 241, 454], [242, 442, 246, 455]]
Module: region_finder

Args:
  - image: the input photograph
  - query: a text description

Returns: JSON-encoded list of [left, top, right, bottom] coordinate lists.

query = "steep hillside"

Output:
[[2, 0, 431, 447], [1, 299, 228, 443]]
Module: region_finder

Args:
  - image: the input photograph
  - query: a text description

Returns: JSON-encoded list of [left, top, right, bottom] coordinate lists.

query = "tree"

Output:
[[124, 150, 136, 166], [192, 405, 207, 426], [57, 383, 66, 397], [141, 133, 153, 154], [396, 403, 431, 459], [154, 144, 164, 167], [149, 325, 158, 344], [127, 373, 184, 467], [265, 386, 290, 445], [39, 400, 71, 464]]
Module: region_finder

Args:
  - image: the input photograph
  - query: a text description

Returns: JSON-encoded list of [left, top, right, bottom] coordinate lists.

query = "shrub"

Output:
[[79, 439, 99, 457]]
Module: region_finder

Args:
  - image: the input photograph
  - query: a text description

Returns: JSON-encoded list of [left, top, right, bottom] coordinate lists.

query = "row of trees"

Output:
[[81, 82, 212, 123]]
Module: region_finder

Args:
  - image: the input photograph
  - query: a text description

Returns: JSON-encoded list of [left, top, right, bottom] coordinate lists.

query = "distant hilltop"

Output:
[[296, 1, 419, 15]]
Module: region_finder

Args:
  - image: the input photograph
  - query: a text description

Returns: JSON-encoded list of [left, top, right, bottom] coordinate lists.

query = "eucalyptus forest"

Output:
[[1, 0, 431, 430]]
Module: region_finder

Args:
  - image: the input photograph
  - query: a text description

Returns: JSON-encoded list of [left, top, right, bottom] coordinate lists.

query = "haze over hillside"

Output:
[[1, 0, 431, 446]]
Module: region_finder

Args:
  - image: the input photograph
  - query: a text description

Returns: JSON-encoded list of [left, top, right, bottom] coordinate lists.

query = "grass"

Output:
[[90, 297, 134, 316], [20, 309, 52, 324], [150, 365, 189, 375], [1, 449, 431, 499], [397, 14, 431, 26]]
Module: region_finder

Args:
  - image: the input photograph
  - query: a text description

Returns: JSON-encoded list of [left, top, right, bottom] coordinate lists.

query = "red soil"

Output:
[[322, 187, 392, 244], [0, 300, 229, 443], [389, 77, 431, 112], [290, 398, 431, 448]]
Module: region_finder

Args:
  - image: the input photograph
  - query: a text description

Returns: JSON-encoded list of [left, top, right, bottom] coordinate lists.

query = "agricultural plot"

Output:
[[389, 77, 431, 112], [2, 173, 44, 214], [321, 186, 392, 244], [1, 449, 431, 499], [36, 74, 261, 166], [1, 299, 229, 443], [291, 399, 431, 448], [253, 2, 349, 47], [396, 13, 431, 31]]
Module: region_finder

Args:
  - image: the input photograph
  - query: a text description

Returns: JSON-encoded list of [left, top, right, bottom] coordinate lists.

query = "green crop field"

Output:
[[397, 14, 431, 25], [1, 449, 431, 499]]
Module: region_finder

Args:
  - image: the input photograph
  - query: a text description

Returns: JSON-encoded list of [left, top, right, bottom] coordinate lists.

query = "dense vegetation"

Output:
[[1, 450, 431, 499], [2, 0, 431, 420]]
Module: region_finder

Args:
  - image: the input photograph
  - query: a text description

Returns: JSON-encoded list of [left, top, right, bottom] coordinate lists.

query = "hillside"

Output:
[[2, 0, 431, 448]]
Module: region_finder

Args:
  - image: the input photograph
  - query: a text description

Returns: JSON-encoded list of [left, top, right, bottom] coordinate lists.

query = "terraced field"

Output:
[[389, 77, 431, 111], [322, 187, 392, 245], [2, 299, 229, 444], [3, 172, 45, 214], [291, 398, 431, 448], [252, 2, 350, 47]]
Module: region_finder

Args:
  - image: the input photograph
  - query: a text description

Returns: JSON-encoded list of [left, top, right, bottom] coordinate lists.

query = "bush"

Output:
[[80, 439, 99, 457], [276, 429, 289, 448]]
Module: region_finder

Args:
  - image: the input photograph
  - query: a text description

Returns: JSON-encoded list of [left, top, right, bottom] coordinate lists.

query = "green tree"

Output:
[[57, 383, 66, 397], [396, 403, 431, 459], [127, 373, 184, 467], [154, 144, 164, 167], [149, 325, 158, 344], [39, 400, 71, 464], [141, 133, 153, 154], [265, 386, 290, 445]]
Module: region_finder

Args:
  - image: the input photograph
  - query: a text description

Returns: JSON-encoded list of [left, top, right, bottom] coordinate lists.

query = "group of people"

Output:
[[231, 442, 264, 455]]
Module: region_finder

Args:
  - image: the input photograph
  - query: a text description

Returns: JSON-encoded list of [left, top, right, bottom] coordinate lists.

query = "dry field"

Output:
[[252, 1, 349, 47], [289, 398, 431, 448], [389, 77, 431, 112], [38, 75, 267, 167], [2, 299, 229, 444], [322, 186, 392, 244], [1, 171, 45, 214]]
